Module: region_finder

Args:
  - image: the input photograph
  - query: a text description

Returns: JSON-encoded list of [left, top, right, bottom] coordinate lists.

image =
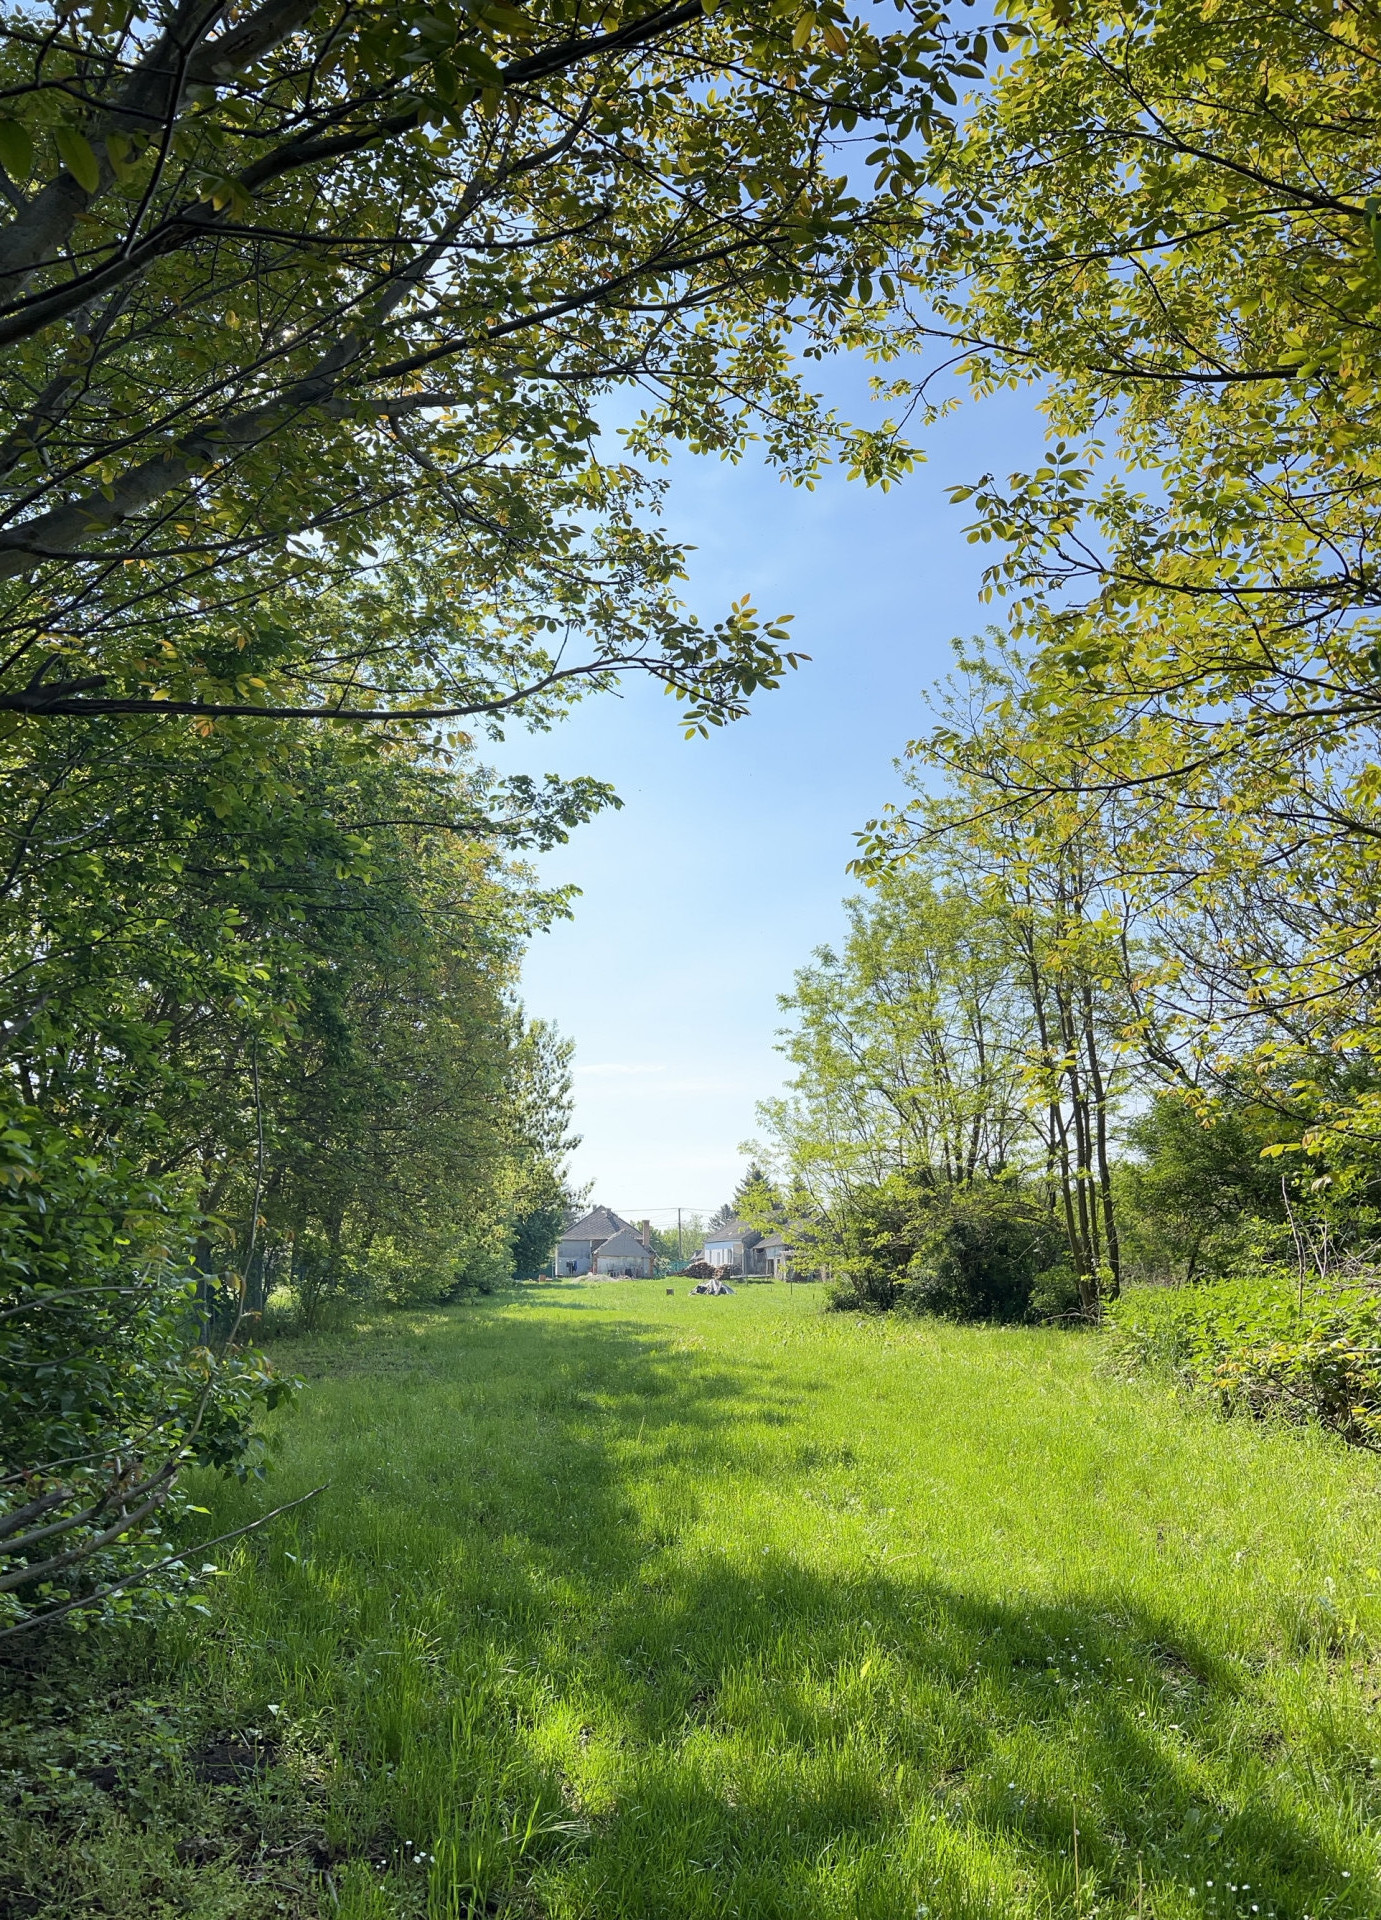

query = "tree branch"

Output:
[[0, 1483, 327, 1637]]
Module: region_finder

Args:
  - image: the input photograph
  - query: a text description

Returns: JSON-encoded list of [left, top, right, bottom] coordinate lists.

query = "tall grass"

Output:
[[6, 1283, 1381, 1918]]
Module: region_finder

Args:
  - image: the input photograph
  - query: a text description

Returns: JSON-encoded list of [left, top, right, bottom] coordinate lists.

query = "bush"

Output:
[[284, 1217, 519, 1320], [1106, 1274, 1381, 1449], [904, 1185, 1071, 1323], [1117, 1083, 1297, 1284], [448, 1226, 515, 1297], [825, 1174, 925, 1312], [1027, 1262, 1086, 1322], [0, 1100, 292, 1634], [824, 1176, 1074, 1322], [363, 1225, 512, 1307]]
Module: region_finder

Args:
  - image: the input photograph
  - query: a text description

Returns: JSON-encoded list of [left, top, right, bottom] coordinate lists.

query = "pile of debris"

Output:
[[690, 1274, 736, 1296]]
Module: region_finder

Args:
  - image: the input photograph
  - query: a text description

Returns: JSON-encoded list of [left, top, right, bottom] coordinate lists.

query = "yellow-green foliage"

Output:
[[7, 1288, 1381, 1918], [1108, 1276, 1381, 1451]]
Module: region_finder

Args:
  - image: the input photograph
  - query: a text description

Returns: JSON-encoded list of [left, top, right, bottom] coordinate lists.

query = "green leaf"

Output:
[[452, 40, 503, 84], [482, 4, 535, 34], [105, 130, 136, 182], [55, 126, 101, 195], [0, 116, 32, 182]]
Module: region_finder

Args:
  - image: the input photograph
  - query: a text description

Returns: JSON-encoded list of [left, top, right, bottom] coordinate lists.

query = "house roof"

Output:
[[592, 1226, 650, 1261], [757, 1229, 789, 1251], [562, 1206, 630, 1243], [702, 1220, 761, 1247]]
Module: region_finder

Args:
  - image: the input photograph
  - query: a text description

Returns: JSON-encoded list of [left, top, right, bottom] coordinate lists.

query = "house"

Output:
[[556, 1206, 631, 1275], [555, 1207, 654, 1278], [699, 1219, 794, 1278], [591, 1225, 655, 1277], [700, 1220, 762, 1276], [756, 1229, 792, 1278]]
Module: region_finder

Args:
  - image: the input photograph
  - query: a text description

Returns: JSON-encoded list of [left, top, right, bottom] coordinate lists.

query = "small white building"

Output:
[[700, 1220, 761, 1275], [699, 1220, 793, 1278]]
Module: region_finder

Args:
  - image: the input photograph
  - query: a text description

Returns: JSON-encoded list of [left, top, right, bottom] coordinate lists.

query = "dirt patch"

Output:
[[188, 1732, 281, 1785]]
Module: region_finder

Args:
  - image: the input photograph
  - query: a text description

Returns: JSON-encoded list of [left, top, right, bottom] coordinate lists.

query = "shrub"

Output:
[[824, 1176, 1074, 1322], [825, 1174, 926, 1312], [1106, 1275, 1381, 1448], [0, 1099, 292, 1635], [362, 1224, 514, 1307], [448, 1225, 516, 1296], [285, 1215, 519, 1319], [356, 1235, 452, 1309], [904, 1185, 1071, 1323], [1027, 1263, 1086, 1322]]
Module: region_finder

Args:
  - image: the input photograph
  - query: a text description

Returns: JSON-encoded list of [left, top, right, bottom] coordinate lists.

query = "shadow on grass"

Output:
[[188, 1296, 1381, 1914]]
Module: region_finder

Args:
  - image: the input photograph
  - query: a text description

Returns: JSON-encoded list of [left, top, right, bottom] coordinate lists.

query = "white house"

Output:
[[699, 1219, 794, 1278], [701, 1220, 759, 1273]]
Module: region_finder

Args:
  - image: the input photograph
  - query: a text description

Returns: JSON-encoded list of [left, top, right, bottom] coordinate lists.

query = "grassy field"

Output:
[[7, 1282, 1381, 1920]]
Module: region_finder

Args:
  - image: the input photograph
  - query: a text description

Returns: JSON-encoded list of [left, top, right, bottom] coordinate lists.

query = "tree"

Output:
[[0, 0, 994, 732], [814, 1169, 922, 1312], [734, 1162, 770, 1208], [904, 0, 1381, 649], [504, 1019, 581, 1281], [761, 869, 1032, 1206], [0, 715, 581, 1612], [907, 1181, 1072, 1323], [183, 739, 583, 1314], [759, 845, 1127, 1310], [857, 642, 1264, 1301], [647, 1213, 704, 1266], [0, 1097, 292, 1636], [706, 1161, 777, 1232], [1121, 1083, 1296, 1286], [861, 0, 1381, 1177]]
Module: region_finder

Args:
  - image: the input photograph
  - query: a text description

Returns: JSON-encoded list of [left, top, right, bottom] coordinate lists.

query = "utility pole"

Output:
[[677, 1207, 683, 1263]]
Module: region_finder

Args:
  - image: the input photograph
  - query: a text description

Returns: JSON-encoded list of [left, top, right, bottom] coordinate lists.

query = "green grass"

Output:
[[7, 1282, 1381, 1920]]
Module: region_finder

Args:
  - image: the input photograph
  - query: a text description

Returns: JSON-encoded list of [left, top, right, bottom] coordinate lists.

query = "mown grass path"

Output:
[[16, 1284, 1381, 1918]]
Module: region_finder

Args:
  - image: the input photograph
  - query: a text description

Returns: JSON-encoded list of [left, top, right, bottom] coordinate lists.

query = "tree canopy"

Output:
[[830, 0, 1381, 1182], [0, 0, 994, 730]]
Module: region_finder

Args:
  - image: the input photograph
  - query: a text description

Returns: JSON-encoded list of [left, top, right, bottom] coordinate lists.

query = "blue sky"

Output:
[[492, 361, 1050, 1230]]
